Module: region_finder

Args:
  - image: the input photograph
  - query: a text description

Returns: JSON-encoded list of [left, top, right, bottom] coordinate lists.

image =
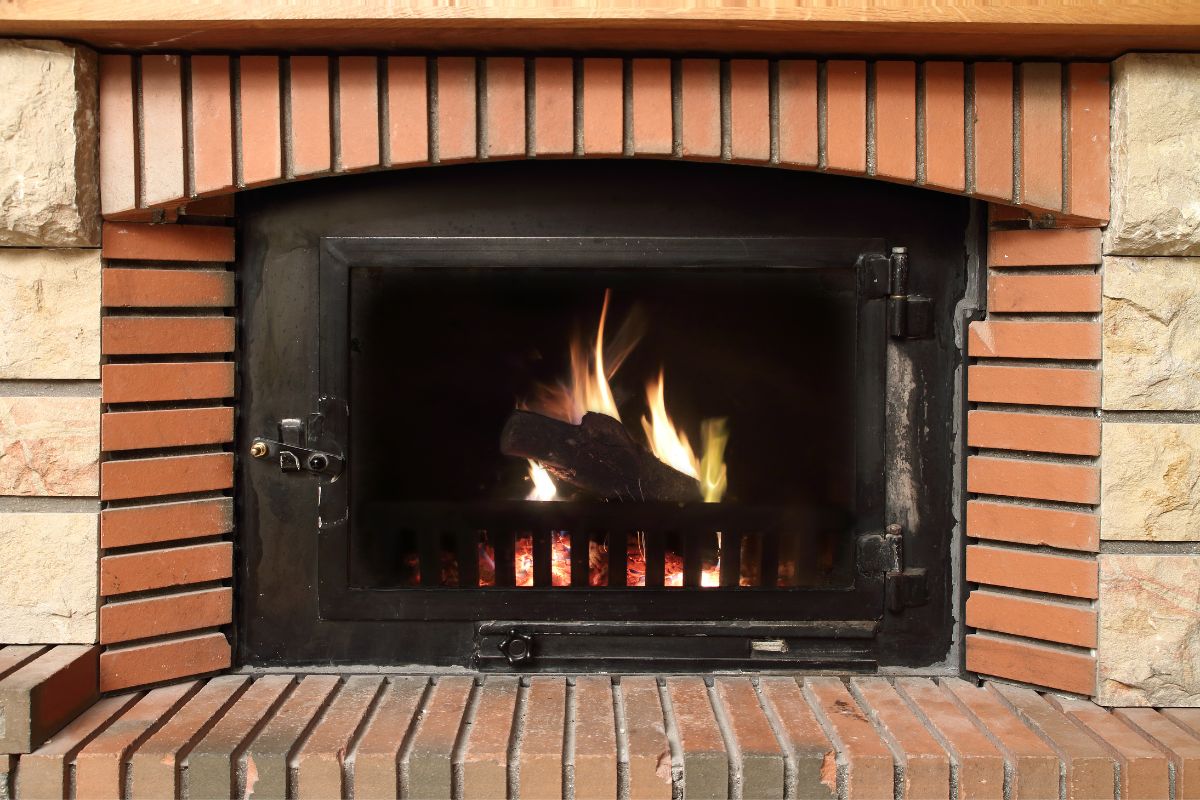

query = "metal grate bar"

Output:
[[570, 529, 590, 587], [682, 531, 704, 588], [608, 531, 627, 587], [533, 530, 554, 587], [456, 530, 480, 588], [643, 531, 665, 588], [719, 531, 742, 588], [418, 531, 442, 588], [493, 531, 516, 587], [759, 531, 781, 589]]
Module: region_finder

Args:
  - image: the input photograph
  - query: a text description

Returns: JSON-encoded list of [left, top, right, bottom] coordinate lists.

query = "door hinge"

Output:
[[857, 523, 930, 613], [886, 247, 933, 339]]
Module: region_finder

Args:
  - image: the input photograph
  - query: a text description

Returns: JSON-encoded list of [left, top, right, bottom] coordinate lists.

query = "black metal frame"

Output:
[[236, 162, 968, 671], [315, 236, 888, 624]]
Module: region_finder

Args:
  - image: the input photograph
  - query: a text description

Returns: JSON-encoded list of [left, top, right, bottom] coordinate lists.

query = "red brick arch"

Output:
[[95, 53, 1108, 696]]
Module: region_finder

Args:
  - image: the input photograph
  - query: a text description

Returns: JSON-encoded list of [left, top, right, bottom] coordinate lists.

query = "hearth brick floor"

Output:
[[6, 673, 1200, 799]]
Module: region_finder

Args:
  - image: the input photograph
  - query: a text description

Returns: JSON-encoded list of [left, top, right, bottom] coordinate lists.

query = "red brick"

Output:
[[714, 678, 784, 800], [1050, 695, 1170, 800], [387, 57, 429, 165], [338, 55, 381, 170], [100, 541, 232, 596], [100, 55, 136, 215], [729, 60, 769, 162], [240, 674, 341, 799], [621, 676, 673, 800], [972, 62, 1015, 201], [184, 675, 296, 799], [873, 61, 916, 182], [1114, 708, 1200, 800], [75, 682, 197, 800], [968, 410, 1101, 456], [354, 677, 428, 799], [436, 56, 477, 162], [190, 56, 234, 196], [1068, 63, 1110, 221], [966, 544, 1098, 598], [128, 675, 249, 800], [461, 676, 519, 800], [988, 273, 1102, 313], [534, 57, 573, 156], [100, 587, 233, 644], [99, 656, 182, 723], [803, 678, 893, 799], [967, 634, 1096, 696], [0, 645, 99, 754], [967, 499, 1099, 551], [101, 497, 233, 549], [484, 57, 526, 159], [988, 227, 1101, 267], [666, 677, 727, 799], [966, 589, 1097, 647], [850, 677, 949, 800], [519, 677, 567, 799], [1164, 709, 1200, 739], [968, 455, 1099, 504], [0, 646, 47, 679], [778, 60, 818, 167], [101, 452, 233, 501], [239, 55, 282, 187], [182, 194, 234, 216], [969, 320, 1100, 360], [758, 678, 837, 800], [632, 58, 672, 156], [405, 676, 473, 798], [968, 364, 1100, 408], [102, 268, 234, 307], [102, 316, 234, 355], [583, 58, 624, 156], [102, 407, 233, 451], [289, 55, 332, 177], [989, 683, 1115, 799], [140, 55, 185, 208], [103, 221, 235, 262], [574, 676, 618, 800], [825, 60, 867, 174], [1021, 62, 1064, 211], [897, 677, 1003, 800], [102, 361, 234, 403], [295, 675, 385, 800], [939, 678, 1061, 800], [923, 61, 966, 191], [681, 59, 720, 159], [16, 694, 141, 800]]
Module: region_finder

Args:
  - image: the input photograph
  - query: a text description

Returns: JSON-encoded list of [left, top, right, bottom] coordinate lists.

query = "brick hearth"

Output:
[[6, 673, 1200, 800]]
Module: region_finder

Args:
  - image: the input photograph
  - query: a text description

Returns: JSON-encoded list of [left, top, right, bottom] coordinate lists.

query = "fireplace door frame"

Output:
[[313, 235, 890, 636]]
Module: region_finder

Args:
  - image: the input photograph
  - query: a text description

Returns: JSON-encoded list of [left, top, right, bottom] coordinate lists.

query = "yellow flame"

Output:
[[527, 460, 558, 502], [641, 369, 700, 479], [699, 418, 729, 504]]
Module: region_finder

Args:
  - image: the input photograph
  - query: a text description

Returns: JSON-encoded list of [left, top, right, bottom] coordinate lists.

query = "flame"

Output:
[[527, 460, 558, 502], [641, 371, 729, 504]]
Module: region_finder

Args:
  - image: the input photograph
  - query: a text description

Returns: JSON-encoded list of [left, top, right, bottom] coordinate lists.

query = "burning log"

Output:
[[500, 410, 703, 503]]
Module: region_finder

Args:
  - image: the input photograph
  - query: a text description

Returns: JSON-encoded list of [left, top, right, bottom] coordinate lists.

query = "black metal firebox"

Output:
[[238, 161, 973, 671]]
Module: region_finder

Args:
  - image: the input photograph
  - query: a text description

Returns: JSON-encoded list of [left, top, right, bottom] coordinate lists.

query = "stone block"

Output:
[[1103, 257, 1200, 410], [0, 249, 101, 380], [0, 513, 98, 643], [0, 40, 99, 247], [1106, 54, 1200, 256], [1098, 554, 1200, 706], [1101, 423, 1200, 541], [0, 396, 99, 497]]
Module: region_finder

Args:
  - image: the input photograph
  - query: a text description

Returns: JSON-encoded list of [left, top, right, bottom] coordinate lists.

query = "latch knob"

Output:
[[498, 631, 534, 666]]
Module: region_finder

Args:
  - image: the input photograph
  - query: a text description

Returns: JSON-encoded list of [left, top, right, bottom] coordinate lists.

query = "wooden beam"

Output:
[[2, 1, 1199, 56]]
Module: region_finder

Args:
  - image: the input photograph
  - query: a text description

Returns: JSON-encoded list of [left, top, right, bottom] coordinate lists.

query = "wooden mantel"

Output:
[[1, 0, 1199, 56]]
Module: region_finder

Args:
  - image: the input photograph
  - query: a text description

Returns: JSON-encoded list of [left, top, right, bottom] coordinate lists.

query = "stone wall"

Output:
[[0, 41, 100, 644], [1098, 53, 1200, 706]]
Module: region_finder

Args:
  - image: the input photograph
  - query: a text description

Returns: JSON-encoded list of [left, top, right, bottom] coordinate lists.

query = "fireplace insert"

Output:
[[238, 161, 974, 671]]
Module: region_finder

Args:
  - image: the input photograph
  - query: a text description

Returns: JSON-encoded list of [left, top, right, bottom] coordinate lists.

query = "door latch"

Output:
[[857, 523, 929, 613], [251, 418, 344, 477]]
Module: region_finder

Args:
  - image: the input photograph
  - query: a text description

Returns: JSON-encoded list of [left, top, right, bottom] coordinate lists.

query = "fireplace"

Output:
[[237, 160, 972, 671]]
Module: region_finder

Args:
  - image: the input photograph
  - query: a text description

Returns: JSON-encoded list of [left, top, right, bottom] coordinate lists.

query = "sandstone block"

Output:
[[0, 40, 99, 247], [0, 513, 98, 643], [1103, 257, 1200, 409], [0, 396, 99, 496], [0, 249, 101, 379], [1101, 423, 1200, 541], [1097, 554, 1200, 706], [1106, 54, 1200, 256]]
